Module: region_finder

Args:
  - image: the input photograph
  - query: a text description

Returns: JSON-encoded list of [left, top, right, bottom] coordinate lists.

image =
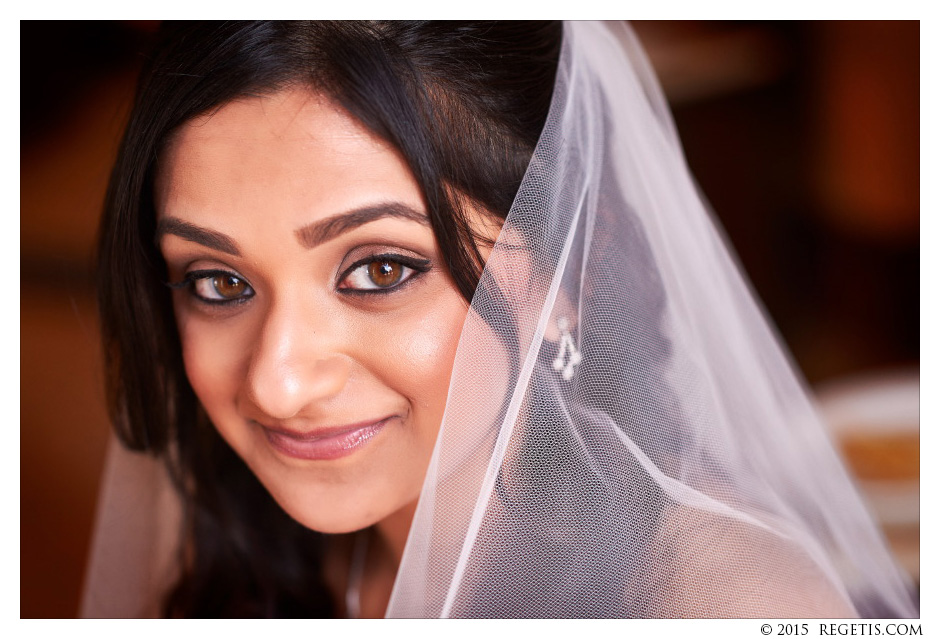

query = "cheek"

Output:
[[378, 292, 469, 432], [406, 316, 463, 395]]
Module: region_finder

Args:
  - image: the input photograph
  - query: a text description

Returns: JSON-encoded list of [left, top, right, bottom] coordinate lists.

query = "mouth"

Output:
[[259, 416, 394, 461]]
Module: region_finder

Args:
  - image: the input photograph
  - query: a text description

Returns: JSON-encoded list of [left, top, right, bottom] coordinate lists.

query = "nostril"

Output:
[[244, 354, 352, 422]]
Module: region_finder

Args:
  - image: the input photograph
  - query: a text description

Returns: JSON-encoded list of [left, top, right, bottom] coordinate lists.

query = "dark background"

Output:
[[20, 21, 919, 617]]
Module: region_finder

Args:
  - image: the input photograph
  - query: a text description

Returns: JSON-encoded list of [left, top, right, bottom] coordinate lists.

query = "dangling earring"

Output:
[[552, 317, 582, 380]]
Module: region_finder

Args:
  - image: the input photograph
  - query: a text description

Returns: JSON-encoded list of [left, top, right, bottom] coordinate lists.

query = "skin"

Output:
[[155, 87, 496, 615]]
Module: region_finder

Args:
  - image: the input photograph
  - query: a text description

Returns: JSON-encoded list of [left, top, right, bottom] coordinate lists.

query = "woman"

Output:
[[84, 21, 917, 618]]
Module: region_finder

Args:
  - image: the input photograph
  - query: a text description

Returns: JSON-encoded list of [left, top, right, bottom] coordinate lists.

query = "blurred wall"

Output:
[[20, 21, 919, 617], [21, 21, 158, 618]]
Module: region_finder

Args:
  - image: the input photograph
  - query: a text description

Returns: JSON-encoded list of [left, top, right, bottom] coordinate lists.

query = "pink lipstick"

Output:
[[261, 417, 391, 461]]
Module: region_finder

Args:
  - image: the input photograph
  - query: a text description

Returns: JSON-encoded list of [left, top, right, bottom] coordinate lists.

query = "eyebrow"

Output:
[[155, 217, 241, 256], [294, 203, 429, 249], [156, 203, 430, 256]]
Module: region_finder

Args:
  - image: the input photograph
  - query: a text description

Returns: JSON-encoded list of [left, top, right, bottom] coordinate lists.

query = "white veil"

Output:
[[384, 21, 917, 618], [82, 20, 917, 618]]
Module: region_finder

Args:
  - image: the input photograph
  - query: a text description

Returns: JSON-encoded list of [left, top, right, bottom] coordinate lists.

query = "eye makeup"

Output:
[[164, 248, 434, 309], [337, 253, 432, 295], [166, 268, 256, 306]]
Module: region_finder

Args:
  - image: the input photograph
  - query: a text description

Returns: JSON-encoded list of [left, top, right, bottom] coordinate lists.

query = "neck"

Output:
[[340, 498, 416, 618], [374, 498, 418, 566]]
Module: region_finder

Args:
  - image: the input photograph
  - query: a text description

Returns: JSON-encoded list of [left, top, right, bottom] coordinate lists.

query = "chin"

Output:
[[291, 513, 373, 535], [255, 469, 410, 535], [269, 492, 378, 534]]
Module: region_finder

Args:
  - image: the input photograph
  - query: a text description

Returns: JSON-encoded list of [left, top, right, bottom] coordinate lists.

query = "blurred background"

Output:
[[20, 21, 919, 617]]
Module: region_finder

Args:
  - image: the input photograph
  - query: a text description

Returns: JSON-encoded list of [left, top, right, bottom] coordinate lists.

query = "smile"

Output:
[[260, 417, 393, 461]]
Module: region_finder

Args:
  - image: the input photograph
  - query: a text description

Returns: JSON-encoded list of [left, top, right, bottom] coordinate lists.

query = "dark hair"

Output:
[[96, 21, 562, 617]]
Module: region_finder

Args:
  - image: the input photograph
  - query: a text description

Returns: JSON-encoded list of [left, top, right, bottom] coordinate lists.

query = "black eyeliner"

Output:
[[165, 269, 255, 306], [337, 253, 432, 295], [165, 268, 237, 289]]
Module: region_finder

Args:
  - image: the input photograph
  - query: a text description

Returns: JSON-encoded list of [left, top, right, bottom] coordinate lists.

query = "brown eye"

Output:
[[186, 271, 255, 303], [367, 260, 404, 288], [212, 274, 248, 298], [339, 254, 429, 293]]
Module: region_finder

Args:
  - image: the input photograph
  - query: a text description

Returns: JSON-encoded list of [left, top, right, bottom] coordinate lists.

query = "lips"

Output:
[[260, 417, 393, 461]]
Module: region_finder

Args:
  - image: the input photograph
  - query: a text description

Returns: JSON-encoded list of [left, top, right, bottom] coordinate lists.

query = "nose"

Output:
[[241, 299, 350, 422]]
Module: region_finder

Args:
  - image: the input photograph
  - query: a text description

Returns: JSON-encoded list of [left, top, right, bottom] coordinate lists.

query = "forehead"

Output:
[[155, 88, 423, 227], [169, 87, 384, 154]]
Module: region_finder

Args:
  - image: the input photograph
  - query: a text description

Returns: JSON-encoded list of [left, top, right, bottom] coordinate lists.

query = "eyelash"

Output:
[[166, 269, 255, 306], [337, 253, 432, 297], [165, 253, 432, 306]]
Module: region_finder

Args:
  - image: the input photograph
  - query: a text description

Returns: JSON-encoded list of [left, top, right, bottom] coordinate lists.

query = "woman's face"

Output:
[[156, 88, 480, 535]]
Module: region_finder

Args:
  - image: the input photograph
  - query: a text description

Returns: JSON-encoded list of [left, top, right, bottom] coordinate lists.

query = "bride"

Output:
[[84, 21, 917, 618]]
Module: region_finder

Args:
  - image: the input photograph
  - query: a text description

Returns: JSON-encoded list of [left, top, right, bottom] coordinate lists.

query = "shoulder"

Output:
[[651, 504, 857, 618]]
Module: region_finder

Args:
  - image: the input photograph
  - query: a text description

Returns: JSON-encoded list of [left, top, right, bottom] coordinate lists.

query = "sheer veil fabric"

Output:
[[384, 21, 917, 618], [82, 21, 918, 618]]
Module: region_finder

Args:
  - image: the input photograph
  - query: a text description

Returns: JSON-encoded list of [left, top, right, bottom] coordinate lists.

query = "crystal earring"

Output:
[[552, 317, 582, 380]]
